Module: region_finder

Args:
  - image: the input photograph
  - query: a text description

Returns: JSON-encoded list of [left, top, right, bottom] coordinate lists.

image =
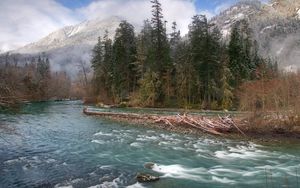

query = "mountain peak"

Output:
[[15, 16, 123, 54]]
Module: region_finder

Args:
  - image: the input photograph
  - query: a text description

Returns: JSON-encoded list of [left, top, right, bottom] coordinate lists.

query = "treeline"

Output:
[[0, 54, 72, 108], [91, 0, 277, 109]]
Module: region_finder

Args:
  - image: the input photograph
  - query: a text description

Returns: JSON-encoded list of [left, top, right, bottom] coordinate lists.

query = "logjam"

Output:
[[83, 108, 245, 136]]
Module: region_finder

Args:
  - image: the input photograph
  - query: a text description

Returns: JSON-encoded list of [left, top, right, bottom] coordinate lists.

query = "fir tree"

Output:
[[188, 15, 223, 107], [150, 0, 171, 104], [169, 21, 181, 60], [36, 56, 51, 99], [135, 20, 153, 80], [91, 37, 104, 94], [112, 20, 137, 102], [175, 41, 196, 107], [103, 30, 113, 95], [228, 20, 254, 87]]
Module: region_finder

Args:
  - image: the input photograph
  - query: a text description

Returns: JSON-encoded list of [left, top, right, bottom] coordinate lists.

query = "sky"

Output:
[[0, 0, 245, 52]]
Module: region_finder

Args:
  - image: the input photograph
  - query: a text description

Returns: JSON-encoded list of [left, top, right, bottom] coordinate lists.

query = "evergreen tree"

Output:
[[135, 20, 153, 80], [207, 26, 223, 106], [112, 20, 137, 102], [219, 50, 233, 110], [169, 21, 181, 60], [91, 37, 104, 94], [138, 70, 160, 107], [188, 15, 222, 107], [150, 0, 171, 104], [103, 30, 114, 96], [175, 41, 196, 107], [36, 56, 51, 99], [228, 20, 253, 87], [188, 15, 207, 104]]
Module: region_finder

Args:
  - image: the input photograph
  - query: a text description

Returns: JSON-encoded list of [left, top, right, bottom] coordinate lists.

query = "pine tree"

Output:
[[170, 21, 181, 60], [103, 30, 113, 95], [175, 41, 196, 107], [220, 51, 233, 110], [150, 0, 171, 105], [138, 70, 160, 107], [112, 20, 137, 102], [91, 37, 104, 95], [188, 15, 223, 107], [228, 20, 254, 88], [228, 24, 240, 86], [188, 15, 206, 105], [36, 56, 51, 100], [206, 26, 222, 107], [135, 20, 153, 80]]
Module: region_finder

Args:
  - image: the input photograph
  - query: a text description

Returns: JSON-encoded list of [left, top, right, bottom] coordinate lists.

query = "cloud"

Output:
[[77, 0, 197, 35], [198, 10, 215, 19], [0, 0, 78, 52], [0, 0, 216, 52]]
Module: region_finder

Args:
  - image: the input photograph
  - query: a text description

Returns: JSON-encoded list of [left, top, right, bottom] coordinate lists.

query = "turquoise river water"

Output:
[[0, 101, 300, 188]]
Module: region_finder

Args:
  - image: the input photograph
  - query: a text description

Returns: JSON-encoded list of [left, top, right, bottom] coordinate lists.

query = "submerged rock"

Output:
[[144, 162, 155, 169], [136, 173, 159, 183]]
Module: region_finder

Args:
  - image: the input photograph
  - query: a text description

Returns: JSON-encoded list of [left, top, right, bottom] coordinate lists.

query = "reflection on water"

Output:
[[0, 101, 300, 188]]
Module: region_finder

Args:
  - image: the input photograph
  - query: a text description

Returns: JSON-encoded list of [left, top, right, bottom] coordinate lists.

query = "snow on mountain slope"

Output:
[[16, 16, 122, 54], [12, 16, 122, 76], [211, 0, 300, 69], [211, 1, 262, 38]]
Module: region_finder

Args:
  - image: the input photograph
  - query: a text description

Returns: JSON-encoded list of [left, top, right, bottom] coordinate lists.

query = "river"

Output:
[[0, 101, 300, 188]]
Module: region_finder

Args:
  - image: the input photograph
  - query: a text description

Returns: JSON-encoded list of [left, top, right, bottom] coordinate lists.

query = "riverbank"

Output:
[[83, 107, 300, 142]]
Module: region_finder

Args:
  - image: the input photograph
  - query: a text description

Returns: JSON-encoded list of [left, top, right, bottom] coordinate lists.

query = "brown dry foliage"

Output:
[[238, 72, 300, 135], [238, 72, 300, 114]]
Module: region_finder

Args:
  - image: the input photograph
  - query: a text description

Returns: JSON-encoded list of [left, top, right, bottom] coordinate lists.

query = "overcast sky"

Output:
[[0, 0, 242, 52]]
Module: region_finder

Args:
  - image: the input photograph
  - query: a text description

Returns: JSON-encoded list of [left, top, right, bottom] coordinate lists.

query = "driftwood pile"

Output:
[[83, 108, 245, 136]]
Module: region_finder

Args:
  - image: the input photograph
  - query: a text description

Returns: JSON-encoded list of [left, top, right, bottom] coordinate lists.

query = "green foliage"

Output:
[[188, 15, 223, 108], [90, 0, 278, 109], [174, 41, 196, 107], [138, 70, 160, 106], [36, 57, 51, 99], [228, 20, 255, 87], [149, 0, 171, 104], [221, 62, 234, 110], [112, 20, 137, 101], [91, 37, 104, 94]]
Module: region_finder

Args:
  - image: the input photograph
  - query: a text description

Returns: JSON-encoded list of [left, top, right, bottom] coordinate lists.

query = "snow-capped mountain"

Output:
[[212, 0, 300, 35], [212, 0, 300, 70], [11, 16, 122, 75], [211, 1, 262, 38], [16, 16, 122, 54]]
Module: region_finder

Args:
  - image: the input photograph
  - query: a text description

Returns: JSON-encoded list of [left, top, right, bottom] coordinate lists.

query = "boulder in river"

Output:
[[136, 173, 159, 183], [144, 162, 155, 169]]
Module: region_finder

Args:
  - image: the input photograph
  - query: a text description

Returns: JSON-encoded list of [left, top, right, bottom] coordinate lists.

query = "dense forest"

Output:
[[90, 0, 278, 110]]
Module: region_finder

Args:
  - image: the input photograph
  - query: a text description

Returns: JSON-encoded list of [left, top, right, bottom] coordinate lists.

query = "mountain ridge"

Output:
[[15, 16, 123, 54]]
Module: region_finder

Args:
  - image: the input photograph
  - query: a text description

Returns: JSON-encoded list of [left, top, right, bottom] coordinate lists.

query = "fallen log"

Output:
[[83, 108, 243, 136], [83, 108, 143, 119]]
